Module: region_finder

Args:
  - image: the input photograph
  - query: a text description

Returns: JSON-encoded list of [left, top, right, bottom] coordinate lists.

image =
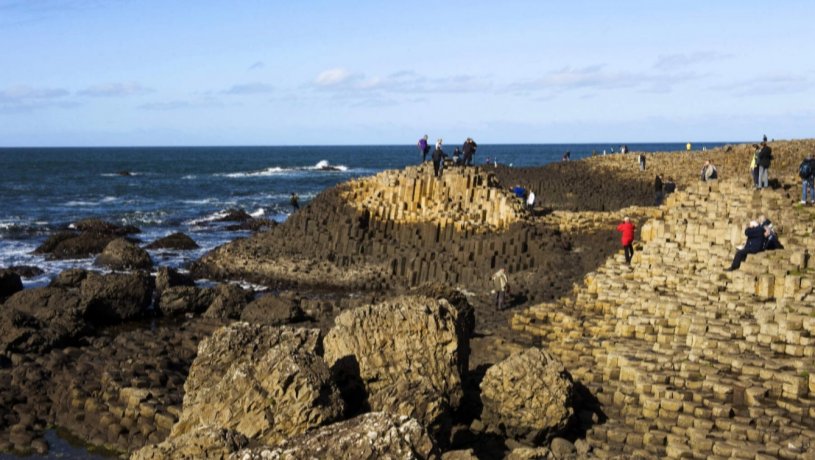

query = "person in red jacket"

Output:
[[616, 217, 636, 264]]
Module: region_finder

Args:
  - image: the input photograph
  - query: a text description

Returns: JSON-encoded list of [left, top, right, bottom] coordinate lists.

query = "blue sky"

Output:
[[0, 0, 813, 146]]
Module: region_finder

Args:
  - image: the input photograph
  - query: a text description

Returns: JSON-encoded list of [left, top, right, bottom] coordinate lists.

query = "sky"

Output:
[[0, 0, 813, 146]]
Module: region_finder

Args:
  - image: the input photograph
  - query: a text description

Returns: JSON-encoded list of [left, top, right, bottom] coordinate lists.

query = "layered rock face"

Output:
[[193, 164, 589, 307], [233, 412, 439, 460], [513, 178, 815, 458], [168, 323, 344, 447], [323, 296, 472, 439], [131, 426, 248, 460], [480, 348, 574, 444]]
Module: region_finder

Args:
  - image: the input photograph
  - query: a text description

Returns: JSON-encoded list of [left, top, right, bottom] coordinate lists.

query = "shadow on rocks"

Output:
[[329, 355, 370, 419]]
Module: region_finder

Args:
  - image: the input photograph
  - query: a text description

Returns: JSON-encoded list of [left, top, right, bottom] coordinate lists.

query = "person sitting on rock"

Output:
[[664, 177, 676, 194], [700, 160, 718, 181], [491, 267, 509, 311], [726, 221, 765, 271], [758, 216, 783, 250]]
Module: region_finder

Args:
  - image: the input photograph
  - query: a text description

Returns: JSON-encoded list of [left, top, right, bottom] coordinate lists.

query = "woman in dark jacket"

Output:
[[757, 142, 772, 188], [726, 221, 766, 271]]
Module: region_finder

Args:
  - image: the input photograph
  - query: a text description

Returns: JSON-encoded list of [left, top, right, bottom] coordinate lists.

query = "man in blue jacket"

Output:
[[726, 221, 765, 271]]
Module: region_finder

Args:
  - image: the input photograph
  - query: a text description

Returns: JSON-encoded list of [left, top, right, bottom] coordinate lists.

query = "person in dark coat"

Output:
[[432, 138, 444, 177], [290, 192, 299, 210], [462, 138, 477, 166], [757, 142, 773, 188], [726, 221, 765, 271], [654, 174, 664, 205]]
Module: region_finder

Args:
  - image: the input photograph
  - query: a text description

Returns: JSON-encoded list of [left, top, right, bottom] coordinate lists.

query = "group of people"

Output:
[[418, 135, 478, 178], [749, 142, 773, 189], [726, 216, 782, 271]]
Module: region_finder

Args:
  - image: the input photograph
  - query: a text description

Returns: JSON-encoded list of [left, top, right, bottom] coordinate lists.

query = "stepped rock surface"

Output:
[[169, 323, 344, 447], [131, 426, 248, 460], [480, 347, 574, 444], [232, 412, 439, 460], [324, 296, 472, 439], [512, 141, 815, 458]]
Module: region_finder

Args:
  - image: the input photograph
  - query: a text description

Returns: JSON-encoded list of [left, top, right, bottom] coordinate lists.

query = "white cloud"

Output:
[[0, 85, 73, 111], [508, 65, 703, 95], [312, 68, 491, 95], [138, 97, 228, 111], [654, 52, 732, 70], [248, 61, 265, 71], [314, 68, 358, 87], [79, 82, 152, 97], [711, 74, 810, 96]]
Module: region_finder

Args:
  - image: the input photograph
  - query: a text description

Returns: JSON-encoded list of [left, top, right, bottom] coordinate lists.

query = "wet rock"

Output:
[[171, 323, 342, 446], [154, 267, 195, 295], [80, 272, 153, 325], [505, 447, 556, 460], [480, 348, 573, 444], [131, 426, 248, 460], [158, 286, 214, 317], [72, 218, 140, 236], [215, 209, 252, 222], [94, 238, 153, 271], [202, 284, 253, 320], [233, 412, 439, 460], [225, 219, 277, 232], [240, 294, 304, 326], [0, 287, 87, 354], [145, 232, 199, 250], [323, 296, 470, 440], [116, 170, 132, 177], [0, 269, 24, 301], [6, 266, 45, 279], [49, 268, 89, 289]]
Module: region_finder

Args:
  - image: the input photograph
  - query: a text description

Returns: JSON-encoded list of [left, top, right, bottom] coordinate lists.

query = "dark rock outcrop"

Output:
[[35, 219, 140, 260], [0, 269, 24, 301], [240, 294, 304, 326], [94, 238, 152, 270], [157, 286, 214, 317], [202, 284, 253, 320], [80, 272, 153, 325], [5, 266, 45, 279], [145, 232, 199, 250], [154, 267, 195, 296], [215, 209, 252, 222], [0, 287, 87, 354], [49, 268, 89, 289]]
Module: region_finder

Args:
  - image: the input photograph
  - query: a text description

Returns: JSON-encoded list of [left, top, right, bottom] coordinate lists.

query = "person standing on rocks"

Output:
[[418, 135, 430, 162], [638, 153, 646, 171], [462, 138, 477, 166], [798, 154, 815, 204], [432, 139, 444, 177], [726, 220, 765, 271], [616, 217, 635, 265], [750, 144, 760, 188], [757, 141, 773, 188], [654, 174, 664, 205], [290, 192, 300, 210], [491, 267, 509, 310]]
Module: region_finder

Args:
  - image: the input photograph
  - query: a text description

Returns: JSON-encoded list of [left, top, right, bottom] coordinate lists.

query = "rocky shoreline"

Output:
[[1, 139, 814, 459]]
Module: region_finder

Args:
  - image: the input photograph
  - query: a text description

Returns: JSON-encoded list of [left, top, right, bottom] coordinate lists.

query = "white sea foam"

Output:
[[182, 175, 197, 180], [184, 210, 231, 226], [250, 208, 265, 218], [218, 160, 348, 178]]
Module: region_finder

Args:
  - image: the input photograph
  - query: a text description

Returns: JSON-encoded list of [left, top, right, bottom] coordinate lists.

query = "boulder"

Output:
[[323, 296, 471, 439], [154, 267, 195, 295], [240, 294, 304, 326], [6, 266, 45, 279], [505, 447, 557, 460], [215, 209, 252, 222], [0, 287, 88, 353], [145, 232, 199, 250], [224, 219, 276, 232], [480, 348, 574, 444], [94, 238, 152, 270], [158, 286, 215, 317], [232, 412, 439, 460], [49, 268, 89, 288], [202, 284, 253, 320], [0, 269, 23, 301], [35, 231, 114, 260], [172, 323, 343, 446], [72, 218, 140, 235], [80, 272, 153, 324], [131, 426, 248, 460]]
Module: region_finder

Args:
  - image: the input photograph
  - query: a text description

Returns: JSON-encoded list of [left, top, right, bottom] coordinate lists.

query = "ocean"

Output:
[[0, 142, 730, 287]]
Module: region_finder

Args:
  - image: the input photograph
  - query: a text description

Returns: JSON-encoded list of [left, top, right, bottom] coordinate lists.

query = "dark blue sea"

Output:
[[0, 143, 730, 287]]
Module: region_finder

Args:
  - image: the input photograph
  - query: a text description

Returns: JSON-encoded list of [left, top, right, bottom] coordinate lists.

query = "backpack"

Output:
[[800, 161, 813, 179]]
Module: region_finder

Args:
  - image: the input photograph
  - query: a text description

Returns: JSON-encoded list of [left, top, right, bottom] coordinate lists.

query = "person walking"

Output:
[[616, 217, 636, 265], [417, 135, 430, 162], [799, 154, 815, 204], [491, 267, 509, 310], [462, 138, 477, 166], [757, 142, 773, 188]]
